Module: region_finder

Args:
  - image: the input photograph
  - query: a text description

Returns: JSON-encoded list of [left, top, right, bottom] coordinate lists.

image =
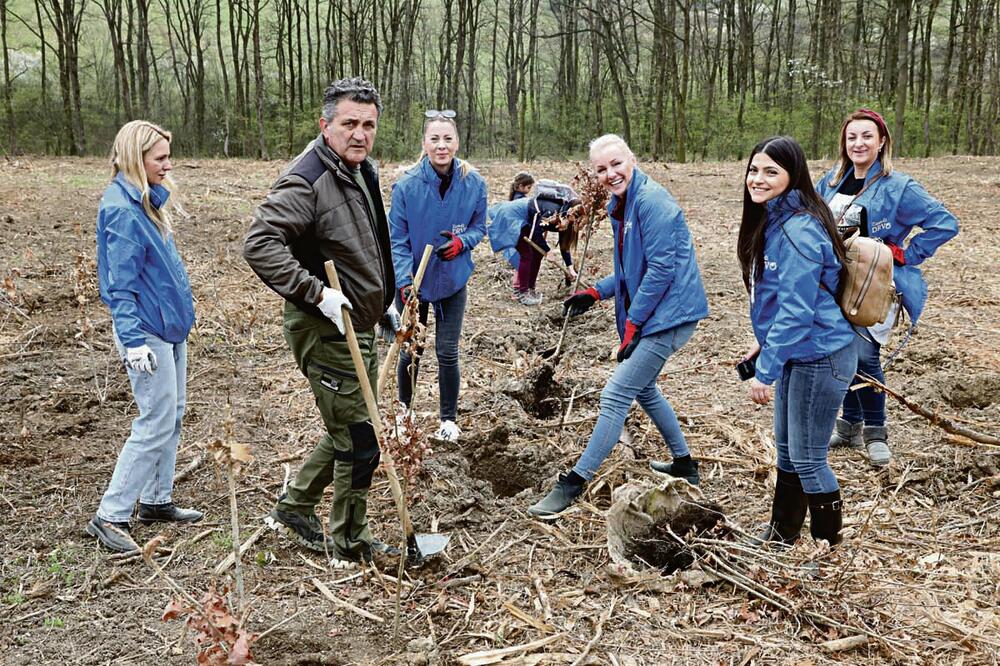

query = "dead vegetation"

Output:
[[1, 156, 999, 665]]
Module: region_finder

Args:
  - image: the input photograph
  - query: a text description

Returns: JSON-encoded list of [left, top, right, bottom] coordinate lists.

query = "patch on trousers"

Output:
[[347, 421, 381, 489]]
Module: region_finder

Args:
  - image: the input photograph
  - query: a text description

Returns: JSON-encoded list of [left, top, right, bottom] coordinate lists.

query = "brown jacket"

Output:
[[244, 136, 394, 329]]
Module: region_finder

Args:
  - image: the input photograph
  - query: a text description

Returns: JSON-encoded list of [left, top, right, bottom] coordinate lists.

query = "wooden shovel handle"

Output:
[[324, 260, 415, 540], [377, 244, 434, 396]]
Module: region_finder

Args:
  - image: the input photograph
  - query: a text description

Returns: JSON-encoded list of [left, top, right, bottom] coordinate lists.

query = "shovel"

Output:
[[376, 244, 434, 396], [324, 260, 449, 564]]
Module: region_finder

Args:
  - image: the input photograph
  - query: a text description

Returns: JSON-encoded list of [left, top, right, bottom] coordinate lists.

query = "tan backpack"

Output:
[[837, 230, 896, 327]]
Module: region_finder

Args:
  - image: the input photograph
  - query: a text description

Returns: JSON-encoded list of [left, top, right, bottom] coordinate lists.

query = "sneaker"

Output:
[[432, 420, 461, 443], [516, 290, 542, 306], [265, 507, 335, 552], [137, 502, 204, 525], [329, 539, 401, 569], [86, 516, 140, 553]]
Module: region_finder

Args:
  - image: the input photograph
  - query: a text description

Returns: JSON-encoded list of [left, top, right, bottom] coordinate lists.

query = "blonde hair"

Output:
[[409, 117, 474, 178], [109, 120, 180, 236], [829, 110, 894, 185], [589, 133, 634, 160]]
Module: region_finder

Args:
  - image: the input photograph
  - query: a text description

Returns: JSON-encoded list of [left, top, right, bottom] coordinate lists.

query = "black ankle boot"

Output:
[[527, 470, 586, 517], [807, 490, 843, 546], [649, 455, 700, 485], [752, 469, 807, 546]]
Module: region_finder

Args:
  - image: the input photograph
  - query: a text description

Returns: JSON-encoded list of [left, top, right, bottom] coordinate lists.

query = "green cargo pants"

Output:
[[276, 301, 380, 559]]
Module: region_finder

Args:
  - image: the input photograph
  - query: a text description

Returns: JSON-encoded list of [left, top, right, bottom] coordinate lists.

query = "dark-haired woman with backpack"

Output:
[[738, 136, 857, 548], [817, 109, 959, 468]]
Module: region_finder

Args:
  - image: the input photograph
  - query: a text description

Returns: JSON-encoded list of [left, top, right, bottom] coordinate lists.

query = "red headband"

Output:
[[855, 108, 889, 138]]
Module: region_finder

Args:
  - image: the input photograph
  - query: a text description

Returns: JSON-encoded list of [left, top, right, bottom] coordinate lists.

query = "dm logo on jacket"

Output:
[[623, 220, 634, 235], [764, 254, 778, 272], [451, 224, 467, 234]]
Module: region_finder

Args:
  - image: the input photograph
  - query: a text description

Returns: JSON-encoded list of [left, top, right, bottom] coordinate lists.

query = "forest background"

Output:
[[0, 0, 998, 163]]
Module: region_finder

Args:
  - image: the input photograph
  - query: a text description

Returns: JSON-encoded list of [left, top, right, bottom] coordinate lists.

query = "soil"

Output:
[[2, 155, 1000, 665], [626, 501, 727, 575]]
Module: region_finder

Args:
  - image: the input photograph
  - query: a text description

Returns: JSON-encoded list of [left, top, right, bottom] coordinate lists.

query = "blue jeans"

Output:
[[397, 286, 466, 422], [774, 343, 857, 494], [97, 332, 187, 523], [574, 322, 697, 480], [841, 333, 885, 426]]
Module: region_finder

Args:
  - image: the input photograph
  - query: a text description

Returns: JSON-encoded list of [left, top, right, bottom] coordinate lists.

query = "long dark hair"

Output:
[[508, 171, 534, 200], [737, 136, 846, 292]]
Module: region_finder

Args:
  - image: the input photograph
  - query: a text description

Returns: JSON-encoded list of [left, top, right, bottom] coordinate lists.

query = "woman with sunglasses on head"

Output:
[[739, 136, 857, 548], [816, 109, 958, 467], [389, 110, 488, 443]]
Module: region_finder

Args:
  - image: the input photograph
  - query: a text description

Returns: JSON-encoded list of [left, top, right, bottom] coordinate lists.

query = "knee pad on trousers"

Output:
[[347, 421, 381, 489]]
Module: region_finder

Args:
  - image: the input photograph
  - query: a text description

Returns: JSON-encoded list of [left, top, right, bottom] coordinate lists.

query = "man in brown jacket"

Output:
[[244, 77, 399, 565]]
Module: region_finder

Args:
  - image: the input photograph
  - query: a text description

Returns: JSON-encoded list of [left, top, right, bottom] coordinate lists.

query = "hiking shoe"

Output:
[[137, 502, 204, 525], [863, 425, 892, 467], [649, 456, 700, 485], [432, 420, 461, 443], [528, 471, 586, 517], [265, 507, 335, 552], [86, 516, 140, 554], [829, 418, 863, 449], [516, 290, 543, 306]]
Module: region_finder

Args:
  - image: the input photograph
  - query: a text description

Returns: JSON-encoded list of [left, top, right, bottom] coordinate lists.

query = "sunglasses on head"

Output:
[[425, 109, 457, 119]]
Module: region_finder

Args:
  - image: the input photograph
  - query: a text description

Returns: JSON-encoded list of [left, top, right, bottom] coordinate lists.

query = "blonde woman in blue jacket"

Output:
[[817, 109, 959, 467], [740, 136, 857, 547], [528, 134, 709, 516], [389, 111, 488, 443], [88, 121, 202, 554]]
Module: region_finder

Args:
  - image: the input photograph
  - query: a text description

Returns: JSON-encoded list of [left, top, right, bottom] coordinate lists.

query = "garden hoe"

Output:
[[324, 260, 449, 565]]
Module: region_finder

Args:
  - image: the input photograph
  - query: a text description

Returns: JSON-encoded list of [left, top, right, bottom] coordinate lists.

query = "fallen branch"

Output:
[[456, 632, 567, 666], [311, 577, 384, 624], [214, 525, 266, 576], [857, 372, 1000, 446]]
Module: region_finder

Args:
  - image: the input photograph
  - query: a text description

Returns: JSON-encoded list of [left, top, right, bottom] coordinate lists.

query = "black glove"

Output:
[[563, 287, 600, 317]]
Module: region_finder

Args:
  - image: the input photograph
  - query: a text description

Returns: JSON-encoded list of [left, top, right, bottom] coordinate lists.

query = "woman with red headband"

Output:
[[816, 109, 959, 467]]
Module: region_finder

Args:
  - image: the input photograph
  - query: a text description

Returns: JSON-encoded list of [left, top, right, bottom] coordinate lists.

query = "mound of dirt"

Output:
[[501, 361, 567, 419], [463, 423, 559, 497], [943, 374, 1000, 409]]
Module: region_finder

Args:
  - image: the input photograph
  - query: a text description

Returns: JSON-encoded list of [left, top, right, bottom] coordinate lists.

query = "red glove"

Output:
[[563, 287, 600, 317], [616, 320, 641, 363], [887, 242, 905, 266], [399, 285, 413, 304], [436, 231, 464, 261]]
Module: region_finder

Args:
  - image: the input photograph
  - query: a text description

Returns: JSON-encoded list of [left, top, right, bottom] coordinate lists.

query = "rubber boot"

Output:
[[527, 470, 586, 517], [829, 418, 863, 449], [863, 425, 892, 467], [807, 490, 843, 546], [750, 468, 807, 547], [649, 455, 700, 485]]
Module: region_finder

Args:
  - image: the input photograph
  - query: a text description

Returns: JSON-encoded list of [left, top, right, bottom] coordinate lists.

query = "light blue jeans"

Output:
[[774, 343, 858, 494], [97, 332, 187, 523], [574, 322, 697, 480]]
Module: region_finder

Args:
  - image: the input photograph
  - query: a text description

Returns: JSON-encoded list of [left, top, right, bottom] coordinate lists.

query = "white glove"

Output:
[[378, 303, 402, 343], [317, 287, 352, 334], [126, 345, 158, 374]]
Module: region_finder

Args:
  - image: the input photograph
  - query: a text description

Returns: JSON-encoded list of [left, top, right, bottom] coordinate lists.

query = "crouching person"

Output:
[[244, 77, 400, 566], [528, 135, 709, 517]]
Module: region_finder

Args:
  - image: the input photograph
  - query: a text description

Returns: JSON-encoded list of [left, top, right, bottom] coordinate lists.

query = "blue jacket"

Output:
[[96, 173, 195, 348], [816, 160, 958, 322], [487, 197, 529, 268], [750, 190, 856, 385], [593, 167, 709, 340], [389, 157, 488, 302]]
